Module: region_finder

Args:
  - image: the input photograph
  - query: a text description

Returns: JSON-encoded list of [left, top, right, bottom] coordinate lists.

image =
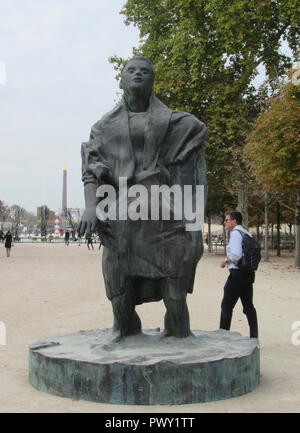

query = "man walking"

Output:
[[4, 230, 13, 257], [219, 211, 258, 338], [86, 233, 94, 250]]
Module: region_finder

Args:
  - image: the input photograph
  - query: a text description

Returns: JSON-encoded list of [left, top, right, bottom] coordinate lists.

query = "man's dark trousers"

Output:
[[220, 269, 258, 338]]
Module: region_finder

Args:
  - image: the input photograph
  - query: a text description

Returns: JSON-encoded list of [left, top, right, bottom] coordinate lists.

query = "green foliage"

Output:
[[115, 0, 298, 113], [245, 79, 300, 193], [110, 0, 299, 216]]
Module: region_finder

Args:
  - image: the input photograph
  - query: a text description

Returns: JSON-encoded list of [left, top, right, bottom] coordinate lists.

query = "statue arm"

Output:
[[78, 141, 100, 236], [78, 182, 99, 236]]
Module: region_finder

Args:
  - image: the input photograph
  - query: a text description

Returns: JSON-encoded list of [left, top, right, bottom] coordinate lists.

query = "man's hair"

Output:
[[227, 211, 243, 225], [123, 56, 156, 77]]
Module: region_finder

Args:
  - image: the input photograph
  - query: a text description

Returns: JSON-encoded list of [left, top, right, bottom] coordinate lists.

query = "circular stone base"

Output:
[[29, 329, 260, 405]]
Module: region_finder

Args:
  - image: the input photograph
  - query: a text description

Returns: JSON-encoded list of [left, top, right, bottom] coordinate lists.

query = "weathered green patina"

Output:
[[29, 329, 260, 405], [78, 57, 207, 340]]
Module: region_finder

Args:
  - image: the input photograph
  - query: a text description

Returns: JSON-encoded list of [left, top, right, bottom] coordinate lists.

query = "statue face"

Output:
[[120, 59, 154, 95]]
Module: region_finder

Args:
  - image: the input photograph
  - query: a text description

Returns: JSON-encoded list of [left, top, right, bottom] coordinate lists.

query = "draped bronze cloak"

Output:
[[81, 94, 207, 300]]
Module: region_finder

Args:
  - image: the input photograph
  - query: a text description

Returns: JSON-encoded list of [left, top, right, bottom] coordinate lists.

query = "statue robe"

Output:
[[81, 94, 207, 301]]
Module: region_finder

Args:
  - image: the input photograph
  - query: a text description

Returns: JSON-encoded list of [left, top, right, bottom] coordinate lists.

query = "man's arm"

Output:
[[220, 256, 233, 268], [228, 231, 243, 265], [220, 231, 243, 268]]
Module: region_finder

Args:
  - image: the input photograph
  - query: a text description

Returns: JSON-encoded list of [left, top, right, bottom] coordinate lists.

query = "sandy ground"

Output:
[[0, 242, 299, 413]]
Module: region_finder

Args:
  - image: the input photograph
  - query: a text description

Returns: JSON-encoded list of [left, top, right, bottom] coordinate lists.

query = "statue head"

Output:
[[120, 56, 155, 103]]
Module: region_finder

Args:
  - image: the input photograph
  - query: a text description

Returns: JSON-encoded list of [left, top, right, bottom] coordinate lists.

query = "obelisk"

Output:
[[62, 165, 67, 216]]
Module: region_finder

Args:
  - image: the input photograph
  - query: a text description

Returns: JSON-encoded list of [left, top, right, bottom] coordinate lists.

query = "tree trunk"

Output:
[[288, 223, 292, 253], [295, 191, 300, 268], [276, 201, 281, 257], [264, 193, 269, 262], [271, 224, 274, 249], [237, 182, 249, 230], [256, 218, 260, 242], [208, 215, 212, 253], [223, 224, 226, 256]]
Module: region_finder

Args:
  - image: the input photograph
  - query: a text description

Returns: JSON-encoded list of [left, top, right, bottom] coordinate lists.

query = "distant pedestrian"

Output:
[[64, 230, 70, 246], [0, 230, 4, 242], [77, 234, 81, 246], [4, 230, 13, 257], [98, 235, 102, 251], [204, 232, 208, 245], [86, 234, 94, 250]]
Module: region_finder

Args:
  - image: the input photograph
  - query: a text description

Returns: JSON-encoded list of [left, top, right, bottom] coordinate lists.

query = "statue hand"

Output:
[[78, 207, 98, 236], [78, 207, 110, 237]]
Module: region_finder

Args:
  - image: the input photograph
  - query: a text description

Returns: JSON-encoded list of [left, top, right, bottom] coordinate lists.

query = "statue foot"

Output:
[[127, 311, 142, 336], [160, 330, 172, 338], [109, 329, 124, 343], [111, 334, 123, 343], [110, 324, 142, 343], [111, 310, 142, 342], [161, 328, 192, 339], [127, 327, 142, 337]]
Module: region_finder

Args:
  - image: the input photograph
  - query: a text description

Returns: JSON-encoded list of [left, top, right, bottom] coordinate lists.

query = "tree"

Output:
[[110, 0, 299, 225], [205, 186, 236, 253], [281, 200, 296, 253], [37, 205, 50, 237], [22, 210, 37, 235], [10, 205, 25, 238], [65, 208, 77, 238], [245, 78, 300, 267], [0, 200, 10, 229]]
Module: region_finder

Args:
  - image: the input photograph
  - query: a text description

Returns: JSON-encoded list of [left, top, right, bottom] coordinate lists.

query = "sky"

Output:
[[0, 0, 140, 214], [0, 1, 294, 216]]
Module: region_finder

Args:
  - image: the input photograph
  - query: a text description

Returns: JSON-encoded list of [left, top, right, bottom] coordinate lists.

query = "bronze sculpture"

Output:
[[79, 56, 207, 340]]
